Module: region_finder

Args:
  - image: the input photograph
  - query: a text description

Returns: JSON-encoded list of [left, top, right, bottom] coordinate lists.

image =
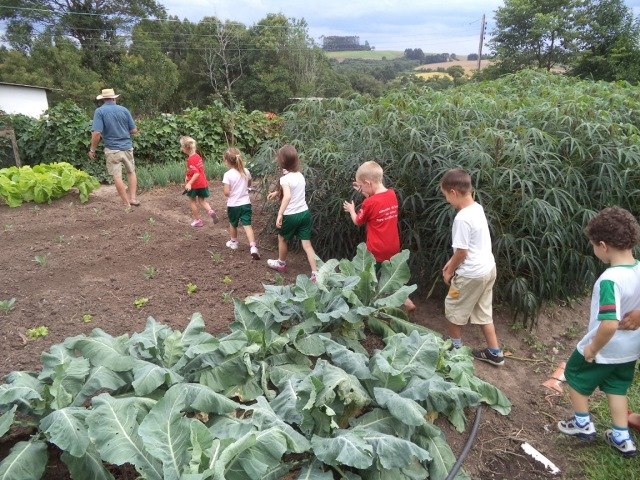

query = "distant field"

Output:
[[415, 59, 492, 74], [414, 72, 454, 80], [325, 50, 405, 61]]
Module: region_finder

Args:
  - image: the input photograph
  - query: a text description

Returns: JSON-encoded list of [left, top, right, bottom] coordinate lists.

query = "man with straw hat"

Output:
[[88, 88, 140, 208]]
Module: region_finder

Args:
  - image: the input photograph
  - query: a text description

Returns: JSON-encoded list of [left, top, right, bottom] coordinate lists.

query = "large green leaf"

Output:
[[71, 365, 128, 407], [183, 383, 243, 414], [38, 344, 76, 380], [0, 440, 47, 480], [0, 406, 17, 438], [0, 372, 44, 409], [131, 359, 183, 396], [87, 394, 163, 480], [322, 338, 376, 381], [372, 387, 427, 427], [138, 385, 192, 480], [311, 429, 373, 469], [249, 396, 311, 452], [297, 458, 333, 480], [356, 425, 431, 469], [48, 357, 91, 409], [61, 445, 115, 480], [65, 330, 134, 372], [40, 407, 89, 457], [375, 250, 412, 300]]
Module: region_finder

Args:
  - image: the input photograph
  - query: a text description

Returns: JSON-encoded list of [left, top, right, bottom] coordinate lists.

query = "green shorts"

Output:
[[278, 210, 312, 241], [186, 187, 210, 199], [227, 204, 252, 227], [565, 349, 637, 396]]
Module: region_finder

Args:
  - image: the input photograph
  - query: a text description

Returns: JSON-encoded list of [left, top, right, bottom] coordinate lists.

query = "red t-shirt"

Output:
[[355, 188, 400, 262], [185, 153, 208, 189]]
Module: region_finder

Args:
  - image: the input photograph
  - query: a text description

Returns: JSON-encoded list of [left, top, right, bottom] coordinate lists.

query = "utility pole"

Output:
[[477, 14, 486, 70]]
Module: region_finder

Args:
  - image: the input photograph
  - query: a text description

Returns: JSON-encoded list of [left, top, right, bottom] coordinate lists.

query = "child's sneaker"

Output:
[[208, 209, 219, 224], [267, 259, 287, 272], [472, 348, 505, 366], [191, 219, 204, 227], [557, 417, 596, 441], [250, 246, 260, 260], [604, 429, 637, 457], [226, 239, 239, 250]]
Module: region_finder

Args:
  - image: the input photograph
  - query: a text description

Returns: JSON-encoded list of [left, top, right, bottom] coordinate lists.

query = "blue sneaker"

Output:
[[605, 429, 637, 457], [557, 417, 596, 441]]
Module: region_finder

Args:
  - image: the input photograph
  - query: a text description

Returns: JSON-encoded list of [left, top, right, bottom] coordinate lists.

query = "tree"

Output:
[[488, 0, 577, 73], [0, 0, 166, 73], [570, 0, 640, 82]]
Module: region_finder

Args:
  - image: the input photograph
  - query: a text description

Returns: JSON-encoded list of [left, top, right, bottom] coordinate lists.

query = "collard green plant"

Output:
[[252, 70, 640, 327], [0, 245, 508, 479]]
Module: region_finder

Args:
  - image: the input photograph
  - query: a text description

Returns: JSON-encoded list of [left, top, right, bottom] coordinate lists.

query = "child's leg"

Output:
[[479, 323, 500, 350], [229, 224, 238, 240], [607, 393, 629, 429], [301, 239, 317, 272], [278, 235, 288, 261], [199, 197, 213, 213], [243, 225, 256, 244], [189, 198, 200, 219]]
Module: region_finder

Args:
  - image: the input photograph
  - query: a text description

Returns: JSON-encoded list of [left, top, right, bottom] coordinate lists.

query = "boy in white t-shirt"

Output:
[[557, 207, 640, 457], [440, 168, 504, 366]]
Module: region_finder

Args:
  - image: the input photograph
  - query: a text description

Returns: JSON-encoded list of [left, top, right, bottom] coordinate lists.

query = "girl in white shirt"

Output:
[[267, 145, 318, 281], [222, 148, 260, 260]]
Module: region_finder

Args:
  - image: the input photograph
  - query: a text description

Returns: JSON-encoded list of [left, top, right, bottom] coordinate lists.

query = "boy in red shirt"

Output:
[[343, 161, 416, 311]]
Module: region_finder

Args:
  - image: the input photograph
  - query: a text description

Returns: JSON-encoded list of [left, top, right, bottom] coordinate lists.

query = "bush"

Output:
[[252, 70, 640, 327]]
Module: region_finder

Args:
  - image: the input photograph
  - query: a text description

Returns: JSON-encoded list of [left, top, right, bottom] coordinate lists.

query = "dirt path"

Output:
[[0, 184, 593, 479]]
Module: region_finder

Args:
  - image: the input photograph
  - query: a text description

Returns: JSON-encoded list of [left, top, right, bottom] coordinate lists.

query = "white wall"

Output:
[[0, 84, 49, 118]]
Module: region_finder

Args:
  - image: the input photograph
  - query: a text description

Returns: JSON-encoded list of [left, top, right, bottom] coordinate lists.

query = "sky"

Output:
[[162, 0, 640, 55]]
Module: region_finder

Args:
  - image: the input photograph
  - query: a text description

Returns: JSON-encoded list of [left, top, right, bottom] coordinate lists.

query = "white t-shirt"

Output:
[[280, 171, 308, 215], [451, 202, 495, 278], [222, 168, 251, 207], [576, 261, 640, 364]]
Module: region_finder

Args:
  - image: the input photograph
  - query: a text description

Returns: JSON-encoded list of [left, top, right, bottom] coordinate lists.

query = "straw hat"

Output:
[[96, 88, 120, 100]]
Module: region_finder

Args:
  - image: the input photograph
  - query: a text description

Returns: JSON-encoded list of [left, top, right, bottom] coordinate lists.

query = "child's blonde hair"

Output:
[[224, 147, 246, 176], [356, 161, 384, 184], [180, 136, 197, 154]]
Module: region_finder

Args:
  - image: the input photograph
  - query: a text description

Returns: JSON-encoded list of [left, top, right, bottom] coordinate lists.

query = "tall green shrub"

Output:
[[252, 70, 640, 327]]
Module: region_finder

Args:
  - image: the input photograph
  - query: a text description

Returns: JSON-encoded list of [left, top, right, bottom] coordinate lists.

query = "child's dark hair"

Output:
[[277, 144, 300, 172], [585, 206, 640, 250], [440, 168, 472, 194], [224, 147, 246, 177]]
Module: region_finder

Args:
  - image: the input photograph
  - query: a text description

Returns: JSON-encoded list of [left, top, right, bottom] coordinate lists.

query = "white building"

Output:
[[0, 82, 51, 118]]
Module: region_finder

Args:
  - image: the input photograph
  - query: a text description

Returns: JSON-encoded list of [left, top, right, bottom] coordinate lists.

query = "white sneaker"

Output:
[[267, 259, 286, 272], [226, 239, 239, 250], [250, 246, 260, 260]]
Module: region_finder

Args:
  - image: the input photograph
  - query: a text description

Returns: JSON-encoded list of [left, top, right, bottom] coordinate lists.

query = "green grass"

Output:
[[325, 50, 404, 60], [571, 371, 640, 479], [136, 160, 227, 190]]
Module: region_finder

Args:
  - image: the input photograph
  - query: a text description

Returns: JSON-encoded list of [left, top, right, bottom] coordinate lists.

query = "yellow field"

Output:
[[414, 72, 453, 80], [415, 59, 492, 74]]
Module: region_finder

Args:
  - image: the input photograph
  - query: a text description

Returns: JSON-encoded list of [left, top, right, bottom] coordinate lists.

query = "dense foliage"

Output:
[[253, 70, 640, 327], [0, 162, 100, 207], [0, 246, 509, 479], [4, 101, 280, 183]]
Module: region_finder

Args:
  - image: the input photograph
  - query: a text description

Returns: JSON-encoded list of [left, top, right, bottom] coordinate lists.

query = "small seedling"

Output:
[[134, 297, 149, 308], [82, 314, 93, 323], [208, 250, 222, 263], [222, 291, 234, 303], [3, 224, 12, 232], [138, 232, 151, 242], [183, 232, 192, 239], [0, 298, 16, 314], [148, 217, 156, 225], [274, 273, 284, 285], [26, 326, 49, 339], [143, 265, 157, 279], [33, 254, 48, 266], [100, 229, 110, 237], [55, 235, 66, 244], [32, 205, 40, 213], [223, 275, 232, 285], [186, 283, 198, 295], [93, 207, 102, 217]]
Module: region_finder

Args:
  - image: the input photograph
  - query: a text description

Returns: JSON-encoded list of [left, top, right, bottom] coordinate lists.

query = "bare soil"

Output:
[[0, 184, 597, 479]]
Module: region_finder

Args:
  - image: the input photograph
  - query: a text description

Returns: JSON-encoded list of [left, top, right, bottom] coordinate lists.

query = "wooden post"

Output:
[[477, 14, 486, 71], [0, 128, 21, 167]]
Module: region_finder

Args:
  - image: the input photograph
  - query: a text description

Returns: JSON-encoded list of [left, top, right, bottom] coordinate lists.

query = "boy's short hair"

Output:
[[277, 145, 300, 172], [440, 168, 472, 194], [585, 206, 640, 250], [356, 161, 384, 183]]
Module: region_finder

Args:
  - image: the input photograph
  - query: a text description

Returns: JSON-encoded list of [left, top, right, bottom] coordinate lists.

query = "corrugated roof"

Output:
[[0, 82, 53, 92]]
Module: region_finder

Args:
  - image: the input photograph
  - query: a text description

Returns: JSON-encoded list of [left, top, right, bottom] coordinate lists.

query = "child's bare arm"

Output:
[[342, 200, 359, 224], [276, 184, 291, 228], [442, 249, 467, 285], [583, 320, 618, 362], [619, 310, 640, 330], [185, 172, 199, 190], [222, 183, 230, 197]]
